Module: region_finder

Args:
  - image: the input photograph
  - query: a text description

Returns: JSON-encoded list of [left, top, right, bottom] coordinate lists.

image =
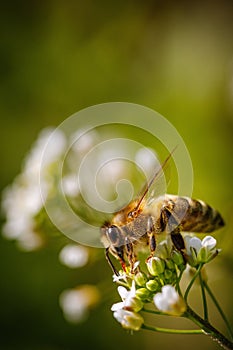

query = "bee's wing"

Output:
[[133, 149, 175, 211]]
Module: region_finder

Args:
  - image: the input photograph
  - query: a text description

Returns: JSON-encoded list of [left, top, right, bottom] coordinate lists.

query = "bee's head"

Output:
[[100, 224, 122, 248]]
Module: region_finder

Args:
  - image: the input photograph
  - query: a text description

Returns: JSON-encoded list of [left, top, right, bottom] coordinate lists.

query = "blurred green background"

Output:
[[1, 1, 233, 349]]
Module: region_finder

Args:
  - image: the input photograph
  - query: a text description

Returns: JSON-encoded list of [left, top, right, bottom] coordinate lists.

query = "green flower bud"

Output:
[[165, 259, 175, 270], [171, 251, 184, 266], [146, 257, 165, 276], [135, 287, 150, 300], [164, 269, 173, 281], [134, 272, 147, 287], [146, 279, 160, 292]]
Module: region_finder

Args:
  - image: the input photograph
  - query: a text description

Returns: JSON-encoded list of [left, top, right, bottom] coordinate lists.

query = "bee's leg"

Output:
[[170, 227, 185, 251], [161, 206, 186, 262], [125, 238, 137, 274], [115, 246, 127, 272], [146, 216, 157, 261]]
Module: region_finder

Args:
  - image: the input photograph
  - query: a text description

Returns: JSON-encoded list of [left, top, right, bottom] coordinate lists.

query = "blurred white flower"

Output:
[[135, 147, 158, 178], [111, 281, 143, 313], [16, 231, 43, 251], [23, 127, 66, 182], [70, 128, 98, 154], [153, 285, 186, 316], [1, 127, 67, 250], [62, 174, 80, 197], [184, 235, 219, 265], [59, 285, 100, 323], [113, 309, 144, 331], [59, 244, 89, 268]]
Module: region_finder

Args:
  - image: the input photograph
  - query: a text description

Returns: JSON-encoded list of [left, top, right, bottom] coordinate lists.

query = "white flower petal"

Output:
[[117, 286, 128, 300], [202, 236, 216, 250], [111, 302, 125, 311], [189, 237, 202, 252]]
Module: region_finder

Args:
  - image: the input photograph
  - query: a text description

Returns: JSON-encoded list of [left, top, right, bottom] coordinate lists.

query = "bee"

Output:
[[100, 150, 225, 275]]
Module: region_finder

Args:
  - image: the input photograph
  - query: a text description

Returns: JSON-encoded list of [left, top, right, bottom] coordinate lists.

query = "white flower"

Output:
[[153, 285, 186, 316], [184, 235, 218, 265], [113, 309, 144, 331], [113, 271, 128, 283], [59, 244, 89, 268], [16, 231, 43, 251], [70, 128, 98, 154], [23, 127, 66, 187], [59, 285, 99, 323], [111, 281, 143, 313], [1, 127, 67, 248], [135, 147, 159, 178], [62, 174, 80, 197]]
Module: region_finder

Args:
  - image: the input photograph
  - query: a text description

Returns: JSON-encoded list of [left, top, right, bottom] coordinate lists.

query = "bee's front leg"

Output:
[[146, 216, 157, 261]]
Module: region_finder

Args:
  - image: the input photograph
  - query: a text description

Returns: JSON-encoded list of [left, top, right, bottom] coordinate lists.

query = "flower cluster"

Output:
[[111, 235, 219, 331]]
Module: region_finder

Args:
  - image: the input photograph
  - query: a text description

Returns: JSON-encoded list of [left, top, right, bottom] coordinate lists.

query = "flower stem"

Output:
[[142, 323, 203, 335], [199, 272, 208, 321], [142, 308, 173, 316], [203, 281, 233, 341], [184, 263, 203, 302], [185, 306, 233, 350]]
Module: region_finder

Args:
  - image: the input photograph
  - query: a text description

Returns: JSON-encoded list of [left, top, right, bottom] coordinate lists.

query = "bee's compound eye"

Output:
[[107, 225, 120, 245]]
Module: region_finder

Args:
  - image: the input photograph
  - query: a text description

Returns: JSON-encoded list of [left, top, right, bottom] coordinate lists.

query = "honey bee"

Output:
[[100, 150, 225, 275]]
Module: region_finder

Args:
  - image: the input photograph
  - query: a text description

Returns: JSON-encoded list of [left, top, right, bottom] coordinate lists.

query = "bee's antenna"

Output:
[[134, 145, 178, 212]]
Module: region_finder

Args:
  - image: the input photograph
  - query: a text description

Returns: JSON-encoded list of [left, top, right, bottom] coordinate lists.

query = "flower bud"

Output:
[[164, 269, 173, 281], [171, 250, 184, 266], [135, 288, 150, 300], [146, 279, 160, 292], [134, 272, 147, 287], [165, 259, 175, 270], [146, 257, 165, 276]]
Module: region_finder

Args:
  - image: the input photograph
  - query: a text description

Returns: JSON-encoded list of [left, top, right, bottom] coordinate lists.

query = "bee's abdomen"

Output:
[[181, 198, 225, 233]]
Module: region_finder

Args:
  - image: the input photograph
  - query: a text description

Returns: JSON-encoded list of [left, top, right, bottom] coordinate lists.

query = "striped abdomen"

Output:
[[170, 196, 225, 233]]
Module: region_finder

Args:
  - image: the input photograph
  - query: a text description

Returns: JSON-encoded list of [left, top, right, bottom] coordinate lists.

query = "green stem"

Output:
[[203, 281, 233, 341], [199, 273, 208, 321], [185, 306, 233, 350], [176, 268, 184, 297], [142, 323, 203, 335], [142, 308, 172, 316], [184, 263, 203, 302]]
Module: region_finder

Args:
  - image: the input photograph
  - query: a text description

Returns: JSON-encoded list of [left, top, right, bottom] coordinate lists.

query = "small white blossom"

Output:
[[23, 127, 66, 184], [184, 235, 218, 265], [16, 231, 43, 251], [153, 285, 186, 316], [135, 147, 158, 178], [59, 244, 89, 268], [111, 281, 143, 313], [62, 174, 80, 197], [1, 127, 67, 249], [113, 271, 128, 283], [59, 285, 99, 323], [70, 128, 97, 154], [113, 309, 144, 331]]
